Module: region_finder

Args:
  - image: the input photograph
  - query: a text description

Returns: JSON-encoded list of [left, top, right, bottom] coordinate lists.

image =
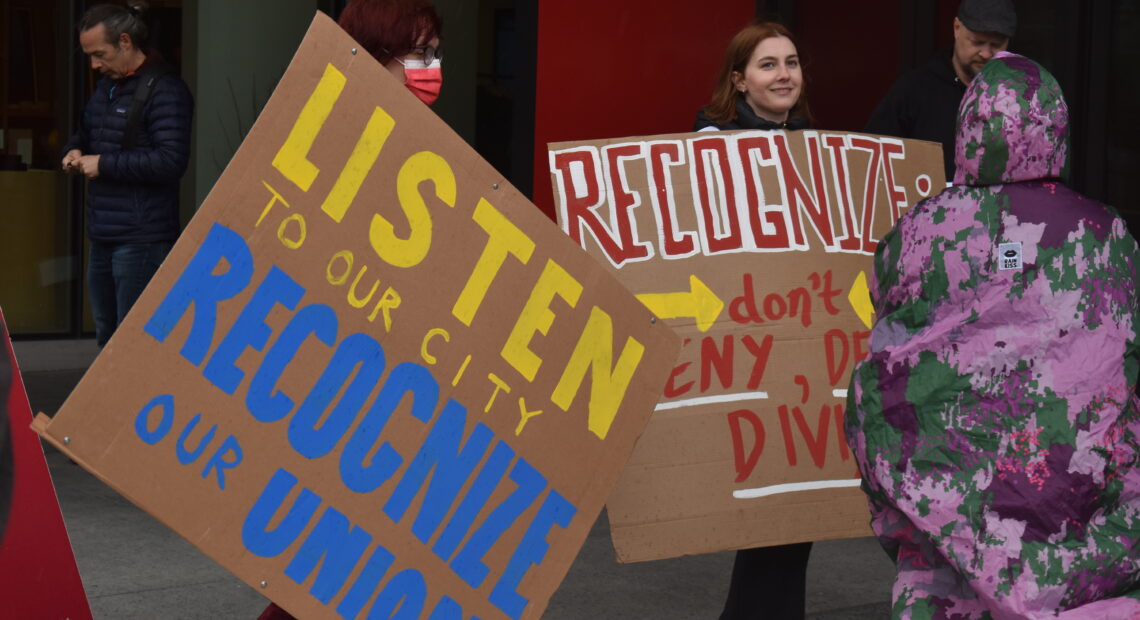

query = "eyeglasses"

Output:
[[383, 45, 442, 64], [410, 45, 442, 64]]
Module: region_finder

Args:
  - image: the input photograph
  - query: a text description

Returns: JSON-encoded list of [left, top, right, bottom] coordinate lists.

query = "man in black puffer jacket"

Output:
[[62, 2, 193, 347]]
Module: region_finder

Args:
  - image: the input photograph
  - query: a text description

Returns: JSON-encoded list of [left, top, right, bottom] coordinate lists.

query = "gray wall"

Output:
[[431, 0, 477, 146], [182, 0, 478, 212], [183, 0, 322, 209]]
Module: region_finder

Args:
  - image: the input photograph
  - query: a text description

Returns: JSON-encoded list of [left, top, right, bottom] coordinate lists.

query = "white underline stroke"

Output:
[[832, 389, 848, 398], [655, 392, 769, 411], [733, 478, 862, 499]]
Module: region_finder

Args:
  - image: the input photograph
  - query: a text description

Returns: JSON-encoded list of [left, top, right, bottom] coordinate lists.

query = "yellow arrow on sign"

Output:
[[637, 275, 724, 332], [848, 271, 874, 329]]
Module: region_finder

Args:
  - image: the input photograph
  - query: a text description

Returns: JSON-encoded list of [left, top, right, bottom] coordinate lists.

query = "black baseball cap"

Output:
[[958, 0, 1017, 38]]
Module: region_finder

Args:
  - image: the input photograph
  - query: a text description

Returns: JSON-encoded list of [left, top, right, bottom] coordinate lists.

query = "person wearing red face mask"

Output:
[[254, 3, 441, 619], [338, 0, 443, 106]]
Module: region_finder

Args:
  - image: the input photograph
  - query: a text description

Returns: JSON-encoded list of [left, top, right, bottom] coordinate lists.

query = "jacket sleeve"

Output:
[[97, 75, 194, 183], [63, 123, 89, 155], [863, 78, 912, 138]]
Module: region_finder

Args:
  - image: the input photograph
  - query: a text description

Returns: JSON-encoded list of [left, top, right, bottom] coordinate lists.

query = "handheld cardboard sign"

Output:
[[549, 129, 945, 561], [35, 13, 679, 620]]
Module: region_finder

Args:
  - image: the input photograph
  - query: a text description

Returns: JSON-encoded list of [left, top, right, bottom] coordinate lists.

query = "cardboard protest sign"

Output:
[[34, 13, 678, 620], [549, 129, 945, 561], [0, 308, 91, 619]]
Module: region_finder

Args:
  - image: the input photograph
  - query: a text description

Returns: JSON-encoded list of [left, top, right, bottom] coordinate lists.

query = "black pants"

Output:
[[720, 542, 813, 620]]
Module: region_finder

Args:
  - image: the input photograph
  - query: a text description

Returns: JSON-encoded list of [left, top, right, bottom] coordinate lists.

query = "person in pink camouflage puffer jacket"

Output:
[[847, 51, 1140, 619]]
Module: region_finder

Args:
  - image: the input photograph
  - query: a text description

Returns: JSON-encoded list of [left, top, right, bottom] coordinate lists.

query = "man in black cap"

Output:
[[864, 0, 1016, 180]]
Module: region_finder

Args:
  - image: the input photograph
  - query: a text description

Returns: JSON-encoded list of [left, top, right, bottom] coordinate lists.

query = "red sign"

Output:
[[0, 308, 91, 618]]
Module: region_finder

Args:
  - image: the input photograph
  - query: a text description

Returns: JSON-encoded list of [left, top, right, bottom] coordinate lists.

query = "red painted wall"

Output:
[[531, 0, 756, 219], [795, 1, 903, 132]]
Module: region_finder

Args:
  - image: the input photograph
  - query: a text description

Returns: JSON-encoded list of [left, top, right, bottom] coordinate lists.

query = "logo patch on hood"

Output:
[[998, 242, 1022, 270]]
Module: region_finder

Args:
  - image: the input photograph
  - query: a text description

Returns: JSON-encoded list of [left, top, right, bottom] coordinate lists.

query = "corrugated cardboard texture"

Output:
[[549, 129, 945, 562], [37, 13, 679, 620]]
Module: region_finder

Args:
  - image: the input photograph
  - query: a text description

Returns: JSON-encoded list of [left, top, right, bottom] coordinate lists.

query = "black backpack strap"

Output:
[[121, 64, 172, 150]]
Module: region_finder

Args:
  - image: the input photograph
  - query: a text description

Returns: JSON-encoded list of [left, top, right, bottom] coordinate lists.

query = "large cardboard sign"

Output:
[[35, 14, 678, 620], [0, 308, 91, 619], [549, 129, 944, 561]]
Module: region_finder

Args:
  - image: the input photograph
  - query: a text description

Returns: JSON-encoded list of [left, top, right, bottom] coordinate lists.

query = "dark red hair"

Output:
[[338, 0, 442, 65]]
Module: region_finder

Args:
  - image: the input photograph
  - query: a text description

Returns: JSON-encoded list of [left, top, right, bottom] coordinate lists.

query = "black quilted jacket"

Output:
[[65, 65, 194, 243]]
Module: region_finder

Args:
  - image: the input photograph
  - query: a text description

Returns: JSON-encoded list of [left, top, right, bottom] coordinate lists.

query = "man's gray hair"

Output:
[[78, 2, 150, 48]]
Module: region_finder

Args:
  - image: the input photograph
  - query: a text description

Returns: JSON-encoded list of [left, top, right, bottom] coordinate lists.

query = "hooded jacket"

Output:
[[846, 53, 1140, 619]]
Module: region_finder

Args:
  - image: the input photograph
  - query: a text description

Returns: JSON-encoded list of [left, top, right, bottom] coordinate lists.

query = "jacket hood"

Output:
[[953, 52, 1069, 186]]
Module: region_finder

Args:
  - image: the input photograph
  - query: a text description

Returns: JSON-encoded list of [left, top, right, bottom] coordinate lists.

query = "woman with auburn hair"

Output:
[[695, 21, 812, 131], [694, 21, 816, 620], [338, 0, 444, 106]]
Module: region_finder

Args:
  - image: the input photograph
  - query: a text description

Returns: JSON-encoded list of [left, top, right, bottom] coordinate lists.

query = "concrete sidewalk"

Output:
[[19, 340, 895, 619]]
